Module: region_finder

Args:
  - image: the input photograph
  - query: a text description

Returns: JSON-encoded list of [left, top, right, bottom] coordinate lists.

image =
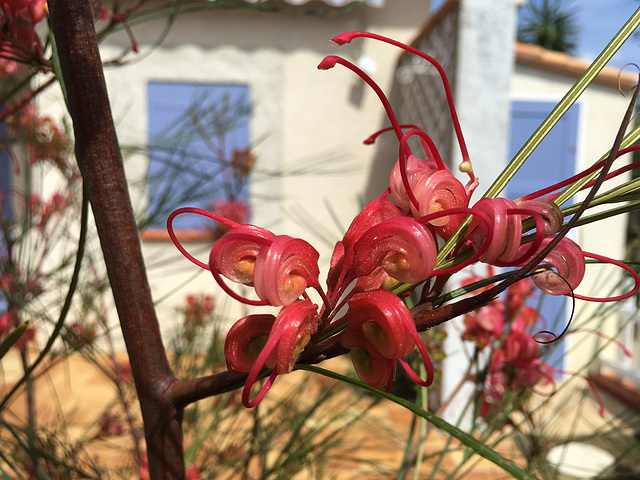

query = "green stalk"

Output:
[[0, 322, 29, 360]]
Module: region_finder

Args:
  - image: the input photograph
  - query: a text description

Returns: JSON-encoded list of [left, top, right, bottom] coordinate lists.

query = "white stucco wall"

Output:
[[454, 0, 521, 200]]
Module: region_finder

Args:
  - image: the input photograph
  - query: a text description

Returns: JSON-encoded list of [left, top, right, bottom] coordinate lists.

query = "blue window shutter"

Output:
[[0, 123, 12, 221], [507, 101, 580, 373], [146, 82, 251, 229]]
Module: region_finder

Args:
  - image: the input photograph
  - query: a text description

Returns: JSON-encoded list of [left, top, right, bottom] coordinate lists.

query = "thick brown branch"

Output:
[[47, 1, 184, 478]]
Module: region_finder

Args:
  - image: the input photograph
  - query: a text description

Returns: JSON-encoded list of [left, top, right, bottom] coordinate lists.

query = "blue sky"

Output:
[[430, 0, 639, 68]]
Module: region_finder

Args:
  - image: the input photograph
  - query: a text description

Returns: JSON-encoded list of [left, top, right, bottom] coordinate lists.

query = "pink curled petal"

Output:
[[517, 198, 563, 235], [210, 225, 275, 285], [327, 240, 346, 291], [339, 322, 396, 386], [328, 198, 401, 296], [342, 197, 402, 248], [346, 342, 397, 389], [253, 235, 320, 306], [352, 216, 437, 283], [224, 314, 276, 374], [242, 318, 287, 408], [498, 207, 547, 267], [352, 266, 390, 293], [346, 289, 415, 359], [390, 154, 436, 210], [497, 199, 522, 263], [466, 198, 509, 264], [526, 237, 585, 295], [270, 300, 319, 374], [411, 170, 469, 239]]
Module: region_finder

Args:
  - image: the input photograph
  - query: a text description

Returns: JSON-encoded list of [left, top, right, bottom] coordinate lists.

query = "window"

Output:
[[145, 81, 251, 232]]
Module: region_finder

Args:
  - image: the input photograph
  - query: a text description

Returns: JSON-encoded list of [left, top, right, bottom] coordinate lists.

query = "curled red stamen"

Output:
[[168, 206, 241, 270], [572, 253, 640, 302], [518, 145, 640, 202], [364, 124, 420, 145], [318, 55, 404, 141], [332, 31, 475, 185]]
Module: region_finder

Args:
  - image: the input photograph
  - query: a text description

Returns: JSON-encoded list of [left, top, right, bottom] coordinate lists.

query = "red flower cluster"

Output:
[[462, 278, 555, 418], [169, 31, 640, 408], [0, 0, 46, 62]]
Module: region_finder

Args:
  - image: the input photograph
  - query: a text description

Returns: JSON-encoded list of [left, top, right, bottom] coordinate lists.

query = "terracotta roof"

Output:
[[515, 42, 638, 90], [141, 228, 213, 243]]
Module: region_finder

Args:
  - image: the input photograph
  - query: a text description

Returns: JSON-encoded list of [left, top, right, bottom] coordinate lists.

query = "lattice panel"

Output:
[[395, 5, 459, 168]]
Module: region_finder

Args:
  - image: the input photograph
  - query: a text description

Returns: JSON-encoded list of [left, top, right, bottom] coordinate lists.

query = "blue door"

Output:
[[507, 100, 580, 373]]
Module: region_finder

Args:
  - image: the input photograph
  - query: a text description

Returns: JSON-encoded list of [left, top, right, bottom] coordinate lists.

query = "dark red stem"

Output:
[[47, 1, 185, 478]]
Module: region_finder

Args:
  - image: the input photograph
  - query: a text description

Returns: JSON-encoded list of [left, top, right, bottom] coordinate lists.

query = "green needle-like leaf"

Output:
[[0, 322, 29, 360]]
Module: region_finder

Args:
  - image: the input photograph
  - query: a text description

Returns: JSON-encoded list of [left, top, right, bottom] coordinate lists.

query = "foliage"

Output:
[[517, 0, 580, 53]]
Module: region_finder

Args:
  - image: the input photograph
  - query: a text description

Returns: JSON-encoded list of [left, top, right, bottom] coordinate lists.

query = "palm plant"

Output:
[[517, 0, 580, 53]]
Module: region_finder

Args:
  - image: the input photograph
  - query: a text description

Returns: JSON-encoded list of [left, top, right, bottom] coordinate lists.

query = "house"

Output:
[[35, 0, 433, 346]]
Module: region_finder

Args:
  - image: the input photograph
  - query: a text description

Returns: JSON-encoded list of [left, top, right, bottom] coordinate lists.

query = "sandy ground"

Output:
[[1, 349, 633, 479]]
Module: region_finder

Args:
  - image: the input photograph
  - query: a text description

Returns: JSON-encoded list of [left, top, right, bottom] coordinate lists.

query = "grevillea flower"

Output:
[[410, 169, 470, 239], [462, 304, 504, 349], [327, 197, 401, 301], [0, 0, 47, 66], [168, 30, 640, 409], [466, 198, 521, 264], [210, 224, 275, 286], [224, 314, 275, 374], [389, 154, 437, 210], [351, 216, 437, 284], [339, 289, 434, 387], [241, 300, 319, 407], [253, 235, 320, 306], [342, 333, 397, 390], [525, 236, 585, 296]]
